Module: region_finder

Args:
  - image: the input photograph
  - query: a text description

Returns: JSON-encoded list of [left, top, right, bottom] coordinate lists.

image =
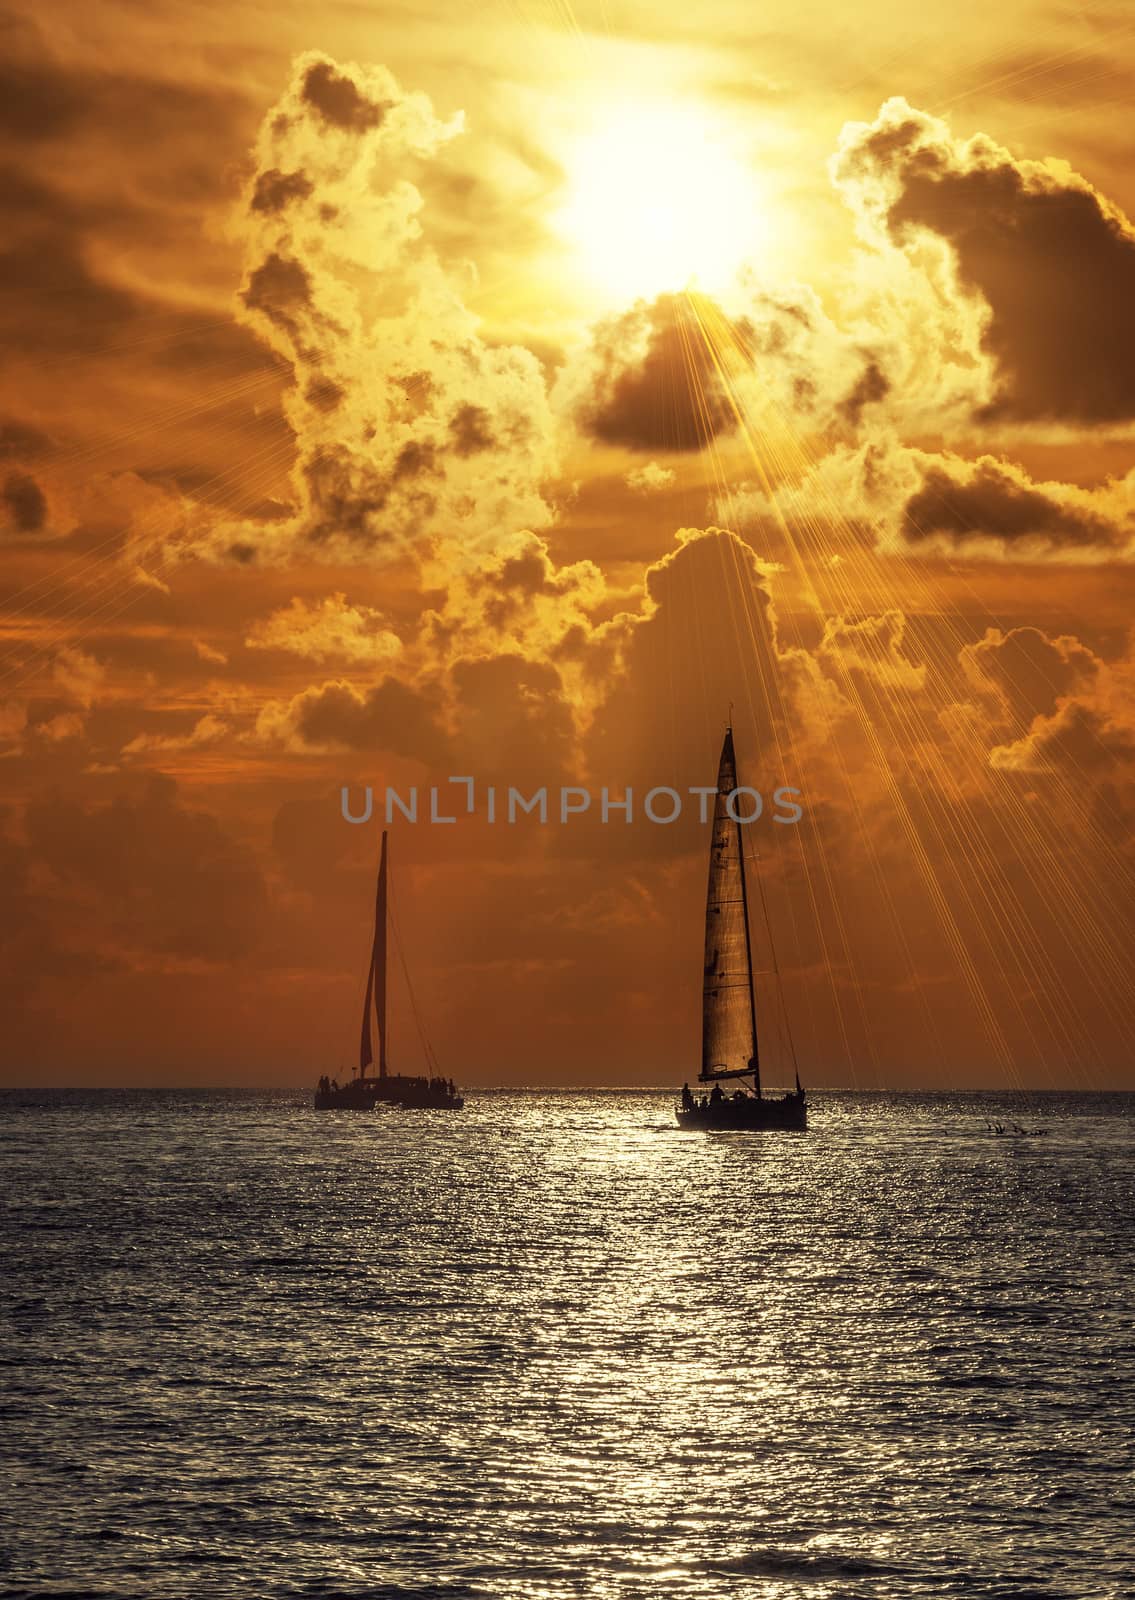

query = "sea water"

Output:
[[1, 1090, 1132, 1598]]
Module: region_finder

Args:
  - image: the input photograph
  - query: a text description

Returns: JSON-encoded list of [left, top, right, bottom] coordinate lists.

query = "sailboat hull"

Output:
[[676, 1091, 807, 1131]]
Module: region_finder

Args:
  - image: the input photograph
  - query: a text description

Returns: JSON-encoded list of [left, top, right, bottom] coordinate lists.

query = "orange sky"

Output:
[[2, 0, 1134, 1088]]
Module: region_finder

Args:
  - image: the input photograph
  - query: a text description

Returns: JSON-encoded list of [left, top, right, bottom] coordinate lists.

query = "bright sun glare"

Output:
[[556, 104, 765, 304]]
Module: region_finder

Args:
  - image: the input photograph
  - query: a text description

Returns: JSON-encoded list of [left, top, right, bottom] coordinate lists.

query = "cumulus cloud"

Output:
[[974, 630, 1135, 797], [254, 674, 450, 760], [833, 97, 1135, 427], [212, 51, 559, 571], [566, 294, 746, 453], [561, 287, 889, 457], [960, 625, 1103, 728]]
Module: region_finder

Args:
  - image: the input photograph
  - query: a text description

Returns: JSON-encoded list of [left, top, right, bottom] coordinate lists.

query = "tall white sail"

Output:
[[700, 729, 759, 1087], [359, 830, 389, 1079]]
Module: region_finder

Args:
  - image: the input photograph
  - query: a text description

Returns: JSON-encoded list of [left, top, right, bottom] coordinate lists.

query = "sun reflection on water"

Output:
[[1, 1087, 1131, 1597]]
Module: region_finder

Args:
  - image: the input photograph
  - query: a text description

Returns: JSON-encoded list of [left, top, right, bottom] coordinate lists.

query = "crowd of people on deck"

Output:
[[315, 1073, 457, 1100], [681, 1081, 751, 1112]]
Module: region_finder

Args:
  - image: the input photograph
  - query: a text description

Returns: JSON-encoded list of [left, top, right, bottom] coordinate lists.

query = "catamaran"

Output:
[[676, 727, 807, 1131], [314, 831, 463, 1111]]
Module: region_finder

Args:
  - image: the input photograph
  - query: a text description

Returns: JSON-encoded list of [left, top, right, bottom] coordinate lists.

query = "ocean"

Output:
[[1, 1090, 1132, 1598]]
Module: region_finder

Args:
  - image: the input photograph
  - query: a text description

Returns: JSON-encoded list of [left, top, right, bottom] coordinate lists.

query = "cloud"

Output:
[[833, 97, 1135, 426], [2, 469, 47, 533], [122, 714, 229, 756], [246, 594, 403, 663], [254, 674, 451, 761], [36, 712, 85, 743], [728, 437, 1135, 563], [52, 647, 105, 709], [211, 51, 558, 572], [562, 282, 905, 460], [990, 699, 1135, 776], [976, 631, 1135, 807], [903, 458, 1128, 550], [960, 625, 1102, 728], [817, 611, 925, 693], [624, 461, 675, 493], [568, 294, 746, 453]]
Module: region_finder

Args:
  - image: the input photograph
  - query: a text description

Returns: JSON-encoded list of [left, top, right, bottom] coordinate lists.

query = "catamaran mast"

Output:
[[359, 830, 389, 1080]]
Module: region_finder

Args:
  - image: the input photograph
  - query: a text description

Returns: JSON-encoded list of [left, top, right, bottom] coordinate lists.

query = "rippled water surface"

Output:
[[1, 1090, 1132, 1598]]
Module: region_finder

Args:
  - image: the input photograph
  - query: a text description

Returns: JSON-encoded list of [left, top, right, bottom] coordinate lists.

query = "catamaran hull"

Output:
[[676, 1092, 807, 1131], [314, 1075, 463, 1111]]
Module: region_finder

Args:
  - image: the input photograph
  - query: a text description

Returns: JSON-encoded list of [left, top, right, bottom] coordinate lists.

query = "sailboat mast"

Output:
[[734, 778, 761, 1097], [376, 830, 388, 1078]]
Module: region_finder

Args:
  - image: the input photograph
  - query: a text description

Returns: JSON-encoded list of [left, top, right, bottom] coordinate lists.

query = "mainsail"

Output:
[[359, 829, 389, 1079], [700, 728, 760, 1091]]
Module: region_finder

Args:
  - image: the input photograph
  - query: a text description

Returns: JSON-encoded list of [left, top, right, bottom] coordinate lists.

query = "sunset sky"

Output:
[[2, 0, 1134, 1088]]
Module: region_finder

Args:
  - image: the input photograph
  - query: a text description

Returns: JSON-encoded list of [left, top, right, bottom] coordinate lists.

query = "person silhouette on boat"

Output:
[[710, 1084, 724, 1104], [681, 1082, 694, 1111]]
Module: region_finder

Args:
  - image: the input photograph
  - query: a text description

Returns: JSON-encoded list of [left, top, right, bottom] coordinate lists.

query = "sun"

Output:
[[554, 102, 766, 304]]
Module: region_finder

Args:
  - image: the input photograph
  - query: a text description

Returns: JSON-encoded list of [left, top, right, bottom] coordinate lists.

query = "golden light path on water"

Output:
[[3, 1088, 1132, 1597]]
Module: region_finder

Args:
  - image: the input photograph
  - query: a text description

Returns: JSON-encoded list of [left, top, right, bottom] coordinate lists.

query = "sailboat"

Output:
[[676, 727, 807, 1131], [314, 831, 463, 1111]]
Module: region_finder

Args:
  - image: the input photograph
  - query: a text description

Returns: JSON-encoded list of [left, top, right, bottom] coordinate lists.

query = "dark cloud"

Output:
[[299, 445, 392, 549], [448, 403, 495, 456], [839, 100, 1135, 424], [305, 376, 344, 412], [898, 173, 1135, 424], [288, 676, 451, 762], [392, 439, 438, 481], [301, 60, 388, 132], [838, 359, 891, 427], [963, 625, 1101, 727], [2, 468, 46, 532], [241, 251, 318, 352], [903, 458, 1122, 546], [577, 294, 747, 453], [250, 168, 315, 215], [995, 700, 1135, 777]]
